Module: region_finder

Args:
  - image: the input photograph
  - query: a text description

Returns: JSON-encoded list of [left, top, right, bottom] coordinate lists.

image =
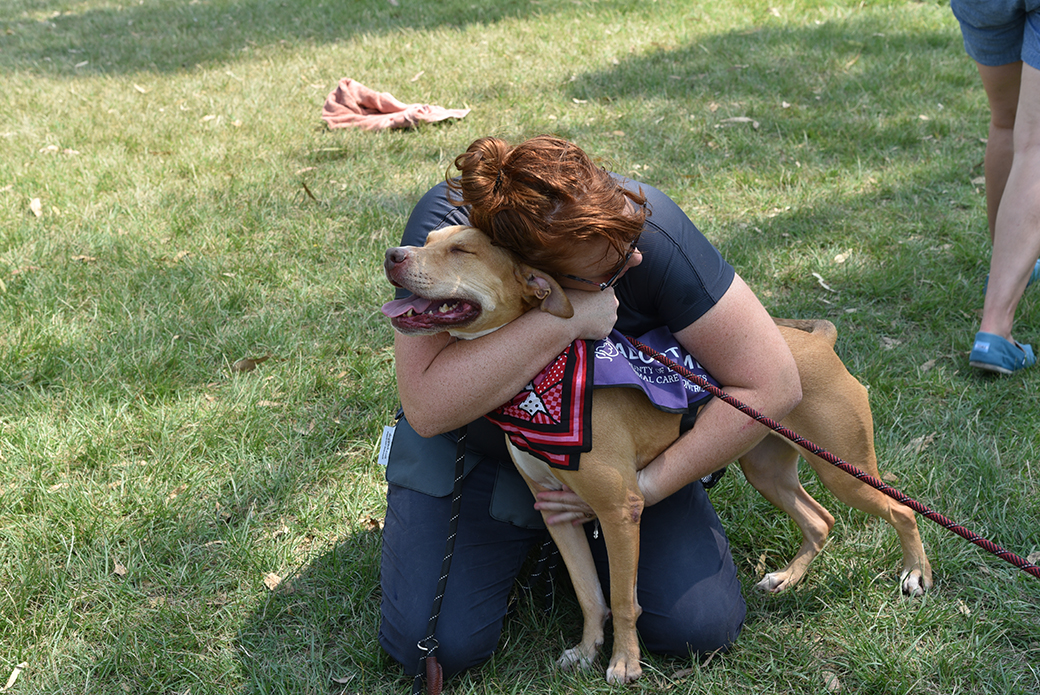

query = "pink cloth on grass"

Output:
[[321, 78, 470, 131]]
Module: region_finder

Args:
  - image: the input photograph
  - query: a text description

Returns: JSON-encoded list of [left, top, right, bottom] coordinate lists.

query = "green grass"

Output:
[[1, 0, 1038, 693]]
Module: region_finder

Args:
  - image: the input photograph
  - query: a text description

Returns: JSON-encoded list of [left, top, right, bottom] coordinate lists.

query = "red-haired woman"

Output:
[[379, 136, 801, 679]]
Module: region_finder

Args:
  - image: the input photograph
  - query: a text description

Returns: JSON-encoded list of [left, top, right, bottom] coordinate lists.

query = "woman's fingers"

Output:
[[534, 487, 596, 525]]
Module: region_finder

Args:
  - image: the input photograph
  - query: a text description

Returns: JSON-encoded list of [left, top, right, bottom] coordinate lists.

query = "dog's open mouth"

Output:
[[381, 295, 481, 332]]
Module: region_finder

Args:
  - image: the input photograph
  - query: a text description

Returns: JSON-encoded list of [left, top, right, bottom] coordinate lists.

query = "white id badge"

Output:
[[377, 425, 396, 467]]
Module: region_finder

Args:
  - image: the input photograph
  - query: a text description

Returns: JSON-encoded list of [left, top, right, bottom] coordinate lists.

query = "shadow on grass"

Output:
[[231, 526, 586, 693], [1, 0, 594, 76], [233, 528, 400, 693]]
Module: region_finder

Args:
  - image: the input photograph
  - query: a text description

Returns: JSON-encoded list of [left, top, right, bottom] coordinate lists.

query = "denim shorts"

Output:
[[951, 0, 1040, 68]]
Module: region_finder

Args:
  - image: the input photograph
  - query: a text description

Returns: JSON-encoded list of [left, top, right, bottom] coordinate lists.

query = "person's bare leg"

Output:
[[977, 61, 1021, 240], [979, 62, 1040, 342]]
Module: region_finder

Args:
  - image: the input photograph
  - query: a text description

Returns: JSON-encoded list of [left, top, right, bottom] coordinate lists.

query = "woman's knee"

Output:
[[637, 591, 746, 657], [379, 611, 499, 678]]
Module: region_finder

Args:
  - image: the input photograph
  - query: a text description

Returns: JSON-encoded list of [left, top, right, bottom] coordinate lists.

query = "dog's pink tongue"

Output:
[[381, 296, 435, 318]]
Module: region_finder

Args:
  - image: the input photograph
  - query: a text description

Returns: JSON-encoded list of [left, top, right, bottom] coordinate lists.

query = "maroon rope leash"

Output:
[[625, 336, 1040, 582]]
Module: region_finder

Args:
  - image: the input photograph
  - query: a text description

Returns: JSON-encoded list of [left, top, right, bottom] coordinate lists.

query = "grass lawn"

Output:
[[1, 0, 1038, 693]]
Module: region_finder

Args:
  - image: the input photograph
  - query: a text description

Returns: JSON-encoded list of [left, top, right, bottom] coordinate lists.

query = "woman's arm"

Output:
[[535, 275, 801, 522], [635, 274, 802, 506], [395, 288, 619, 437]]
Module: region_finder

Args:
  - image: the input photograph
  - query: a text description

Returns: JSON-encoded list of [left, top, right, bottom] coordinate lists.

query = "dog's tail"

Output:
[[772, 317, 838, 347]]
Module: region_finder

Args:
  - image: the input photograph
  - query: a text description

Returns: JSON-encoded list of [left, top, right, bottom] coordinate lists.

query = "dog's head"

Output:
[[382, 225, 573, 339]]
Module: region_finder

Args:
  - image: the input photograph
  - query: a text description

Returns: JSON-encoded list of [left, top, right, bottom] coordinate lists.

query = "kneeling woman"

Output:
[[379, 135, 801, 678]]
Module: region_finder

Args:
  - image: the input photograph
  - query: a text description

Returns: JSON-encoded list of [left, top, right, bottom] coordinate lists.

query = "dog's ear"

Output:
[[516, 265, 574, 318]]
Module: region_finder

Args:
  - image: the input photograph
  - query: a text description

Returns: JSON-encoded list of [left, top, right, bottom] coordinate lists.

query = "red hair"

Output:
[[446, 136, 646, 275]]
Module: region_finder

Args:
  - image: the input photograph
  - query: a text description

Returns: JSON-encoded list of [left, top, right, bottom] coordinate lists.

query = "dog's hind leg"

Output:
[[777, 324, 933, 595], [799, 444, 933, 596], [739, 433, 836, 592]]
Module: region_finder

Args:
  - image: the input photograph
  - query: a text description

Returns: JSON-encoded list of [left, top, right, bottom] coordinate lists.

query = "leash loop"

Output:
[[625, 335, 1040, 582]]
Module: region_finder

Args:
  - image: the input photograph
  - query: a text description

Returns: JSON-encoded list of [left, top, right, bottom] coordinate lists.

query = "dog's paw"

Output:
[[606, 656, 642, 684], [557, 647, 595, 672], [755, 571, 792, 593], [900, 569, 931, 597]]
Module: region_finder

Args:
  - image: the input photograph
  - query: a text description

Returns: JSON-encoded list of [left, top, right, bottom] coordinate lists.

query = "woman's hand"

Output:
[[567, 287, 619, 341], [534, 486, 597, 526]]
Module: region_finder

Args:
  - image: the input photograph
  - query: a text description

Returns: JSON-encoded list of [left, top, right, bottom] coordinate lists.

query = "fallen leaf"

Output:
[[717, 116, 759, 129], [919, 114, 931, 121], [755, 552, 768, 575], [834, 251, 850, 264], [113, 561, 128, 577], [971, 176, 985, 186], [0, 662, 27, 693], [920, 358, 937, 372], [134, 83, 150, 93], [201, 114, 217, 122], [232, 355, 270, 373], [822, 670, 841, 692], [782, 100, 791, 108], [1027, 550, 1040, 565], [168, 485, 187, 500], [957, 599, 971, 616], [72, 255, 97, 263], [362, 516, 385, 532], [29, 198, 42, 217], [908, 433, 936, 455], [881, 336, 902, 349], [882, 472, 899, 483], [331, 675, 353, 685], [811, 272, 835, 292], [263, 572, 282, 590]]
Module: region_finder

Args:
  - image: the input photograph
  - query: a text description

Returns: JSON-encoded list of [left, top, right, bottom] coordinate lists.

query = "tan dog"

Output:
[[383, 225, 932, 683]]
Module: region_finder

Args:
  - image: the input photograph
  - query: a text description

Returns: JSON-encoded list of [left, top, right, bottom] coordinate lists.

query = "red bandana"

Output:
[[483, 340, 593, 470]]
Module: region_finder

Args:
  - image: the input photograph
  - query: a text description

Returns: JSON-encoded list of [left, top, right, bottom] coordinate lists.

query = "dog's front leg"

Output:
[[558, 466, 644, 684], [512, 458, 608, 672]]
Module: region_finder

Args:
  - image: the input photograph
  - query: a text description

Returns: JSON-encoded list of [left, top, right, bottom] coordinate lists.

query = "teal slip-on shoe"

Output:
[[969, 332, 1036, 375]]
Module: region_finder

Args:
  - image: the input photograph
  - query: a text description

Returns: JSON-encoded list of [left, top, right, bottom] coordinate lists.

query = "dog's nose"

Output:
[[385, 247, 408, 266], [384, 247, 409, 286]]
